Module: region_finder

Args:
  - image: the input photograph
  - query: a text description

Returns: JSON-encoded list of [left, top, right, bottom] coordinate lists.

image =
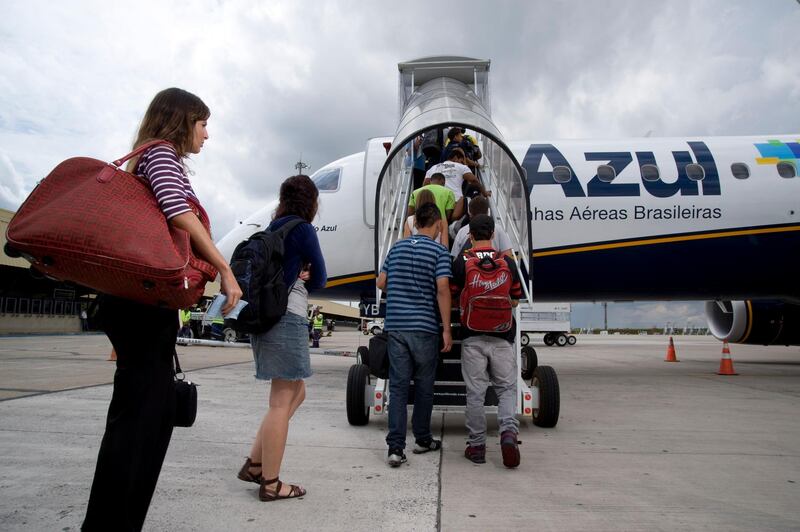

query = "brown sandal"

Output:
[[237, 457, 262, 484], [259, 476, 306, 501]]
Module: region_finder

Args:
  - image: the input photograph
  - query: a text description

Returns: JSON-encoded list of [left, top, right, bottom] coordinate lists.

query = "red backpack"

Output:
[[459, 253, 513, 332]]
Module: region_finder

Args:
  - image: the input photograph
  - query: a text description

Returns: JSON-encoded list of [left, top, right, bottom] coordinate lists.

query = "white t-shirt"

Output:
[[450, 223, 514, 258], [425, 161, 472, 200]]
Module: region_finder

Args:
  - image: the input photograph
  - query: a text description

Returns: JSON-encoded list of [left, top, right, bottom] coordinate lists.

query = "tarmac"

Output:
[[1, 329, 799, 531]]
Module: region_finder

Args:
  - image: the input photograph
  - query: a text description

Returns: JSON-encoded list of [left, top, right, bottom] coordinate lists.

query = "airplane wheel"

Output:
[[371, 326, 382, 335], [567, 335, 577, 346], [555, 333, 568, 347], [223, 328, 238, 343], [532, 366, 560, 428], [520, 333, 530, 346], [346, 364, 371, 426], [544, 333, 555, 346], [521, 346, 537, 380], [357, 345, 370, 366]]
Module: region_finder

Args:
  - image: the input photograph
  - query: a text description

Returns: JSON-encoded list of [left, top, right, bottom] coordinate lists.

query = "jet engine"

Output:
[[705, 300, 800, 346]]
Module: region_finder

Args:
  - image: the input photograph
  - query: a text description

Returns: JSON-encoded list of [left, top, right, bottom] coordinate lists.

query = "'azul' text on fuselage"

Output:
[[522, 141, 721, 198]]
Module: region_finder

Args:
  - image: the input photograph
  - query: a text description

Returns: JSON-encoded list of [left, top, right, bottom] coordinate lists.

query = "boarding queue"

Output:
[[6, 86, 518, 531]]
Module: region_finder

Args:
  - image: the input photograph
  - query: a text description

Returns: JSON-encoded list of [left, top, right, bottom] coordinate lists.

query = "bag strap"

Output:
[[113, 139, 173, 167], [173, 349, 184, 380], [270, 217, 305, 238]]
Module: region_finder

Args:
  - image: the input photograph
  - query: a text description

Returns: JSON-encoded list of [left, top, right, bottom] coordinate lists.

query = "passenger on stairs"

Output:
[[377, 202, 452, 468], [424, 148, 490, 230], [440, 127, 481, 169], [451, 215, 522, 468], [407, 173, 459, 222], [450, 196, 513, 259], [403, 188, 449, 248]]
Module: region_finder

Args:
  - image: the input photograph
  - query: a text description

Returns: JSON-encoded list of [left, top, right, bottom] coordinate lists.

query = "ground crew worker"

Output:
[[312, 312, 324, 347], [179, 309, 192, 338], [211, 315, 224, 340]]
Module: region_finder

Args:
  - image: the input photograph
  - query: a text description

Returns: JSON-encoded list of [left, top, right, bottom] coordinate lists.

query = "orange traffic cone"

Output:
[[717, 341, 738, 375], [664, 336, 679, 362], [108, 348, 117, 362]]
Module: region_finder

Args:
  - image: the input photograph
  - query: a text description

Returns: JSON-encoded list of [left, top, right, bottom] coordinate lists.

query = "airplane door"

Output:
[[363, 137, 391, 228]]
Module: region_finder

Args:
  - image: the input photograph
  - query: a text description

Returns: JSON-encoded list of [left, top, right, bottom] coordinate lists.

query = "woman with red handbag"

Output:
[[82, 88, 242, 531]]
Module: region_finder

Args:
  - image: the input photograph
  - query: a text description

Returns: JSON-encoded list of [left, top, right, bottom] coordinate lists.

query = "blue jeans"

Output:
[[386, 331, 439, 450]]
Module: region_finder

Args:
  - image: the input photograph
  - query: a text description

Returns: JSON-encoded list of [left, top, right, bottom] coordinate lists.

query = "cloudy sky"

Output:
[[2, 0, 798, 327]]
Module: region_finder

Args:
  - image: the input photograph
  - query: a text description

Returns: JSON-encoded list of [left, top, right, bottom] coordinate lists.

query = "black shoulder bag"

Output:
[[173, 350, 198, 427]]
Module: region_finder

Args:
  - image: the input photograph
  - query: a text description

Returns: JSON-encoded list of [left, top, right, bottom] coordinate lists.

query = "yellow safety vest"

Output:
[[313, 314, 324, 329]]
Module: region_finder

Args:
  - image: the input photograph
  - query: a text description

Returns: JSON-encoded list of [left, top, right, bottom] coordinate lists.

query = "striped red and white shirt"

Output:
[[135, 144, 198, 219]]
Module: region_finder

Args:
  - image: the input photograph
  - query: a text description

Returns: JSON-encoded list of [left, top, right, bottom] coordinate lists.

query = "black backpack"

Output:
[[227, 218, 304, 334]]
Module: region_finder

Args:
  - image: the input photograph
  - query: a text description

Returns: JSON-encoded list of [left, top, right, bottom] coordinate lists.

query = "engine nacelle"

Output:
[[705, 300, 800, 346]]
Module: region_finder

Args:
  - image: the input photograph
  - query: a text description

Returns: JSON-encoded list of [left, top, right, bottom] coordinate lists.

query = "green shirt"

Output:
[[408, 184, 455, 220]]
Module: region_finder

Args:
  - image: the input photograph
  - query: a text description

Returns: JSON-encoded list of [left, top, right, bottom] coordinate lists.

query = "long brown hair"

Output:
[[126, 88, 210, 171], [274, 175, 319, 222], [415, 188, 436, 208]]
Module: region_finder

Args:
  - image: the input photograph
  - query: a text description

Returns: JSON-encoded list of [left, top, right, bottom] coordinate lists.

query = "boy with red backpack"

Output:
[[451, 214, 523, 468]]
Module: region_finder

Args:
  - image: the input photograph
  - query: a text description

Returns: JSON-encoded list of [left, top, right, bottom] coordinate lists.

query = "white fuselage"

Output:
[[217, 134, 800, 302]]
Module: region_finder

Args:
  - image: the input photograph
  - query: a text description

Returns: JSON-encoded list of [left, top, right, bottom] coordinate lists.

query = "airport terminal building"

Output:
[[0, 208, 91, 334]]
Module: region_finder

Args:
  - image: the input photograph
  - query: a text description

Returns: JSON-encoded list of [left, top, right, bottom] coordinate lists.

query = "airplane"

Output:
[[216, 56, 800, 348]]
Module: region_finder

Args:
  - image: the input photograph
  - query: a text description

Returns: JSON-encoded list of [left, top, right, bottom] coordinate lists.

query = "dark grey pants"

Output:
[[461, 335, 519, 446]]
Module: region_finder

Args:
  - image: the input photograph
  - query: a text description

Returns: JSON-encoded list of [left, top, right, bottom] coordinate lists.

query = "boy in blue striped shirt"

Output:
[[377, 202, 452, 467]]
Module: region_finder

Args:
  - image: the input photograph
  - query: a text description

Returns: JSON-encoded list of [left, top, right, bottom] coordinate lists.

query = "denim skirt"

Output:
[[251, 312, 312, 381]]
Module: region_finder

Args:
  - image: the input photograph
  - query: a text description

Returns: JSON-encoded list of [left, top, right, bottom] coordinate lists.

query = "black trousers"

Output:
[[83, 296, 178, 532]]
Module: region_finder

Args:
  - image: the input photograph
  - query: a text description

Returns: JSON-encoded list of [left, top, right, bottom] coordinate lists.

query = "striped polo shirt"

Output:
[[136, 144, 198, 219], [381, 235, 451, 334]]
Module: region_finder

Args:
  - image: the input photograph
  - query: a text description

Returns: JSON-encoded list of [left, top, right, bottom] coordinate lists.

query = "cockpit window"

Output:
[[311, 167, 341, 192]]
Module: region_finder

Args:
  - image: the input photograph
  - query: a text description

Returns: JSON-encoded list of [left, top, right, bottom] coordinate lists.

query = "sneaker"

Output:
[[412, 438, 442, 454], [500, 430, 520, 468], [464, 444, 486, 464], [387, 448, 407, 467]]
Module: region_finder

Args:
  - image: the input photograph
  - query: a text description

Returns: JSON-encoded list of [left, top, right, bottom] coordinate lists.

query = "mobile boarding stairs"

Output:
[[346, 57, 560, 429]]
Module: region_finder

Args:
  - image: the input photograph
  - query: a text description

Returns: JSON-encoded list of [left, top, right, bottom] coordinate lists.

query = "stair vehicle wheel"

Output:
[[356, 346, 370, 366], [346, 364, 371, 425], [567, 334, 577, 346], [555, 333, 568, 347], [520, 346, 537, 380], [520, 333, 530, 346], [532, 365, 560, 428], [223, 328, 238, 343], [543, 333, 555, 346]]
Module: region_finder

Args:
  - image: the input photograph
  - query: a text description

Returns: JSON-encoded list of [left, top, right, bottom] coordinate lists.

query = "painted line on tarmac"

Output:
[[0, 360, 254, 403]]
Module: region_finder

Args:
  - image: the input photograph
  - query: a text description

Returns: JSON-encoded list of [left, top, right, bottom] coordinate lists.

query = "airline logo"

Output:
[[523, 141, 720, 198], [754, 140, 800, 165]]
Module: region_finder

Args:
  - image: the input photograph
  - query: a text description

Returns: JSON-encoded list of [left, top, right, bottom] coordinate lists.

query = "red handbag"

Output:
[[5, 140, 218, 309]]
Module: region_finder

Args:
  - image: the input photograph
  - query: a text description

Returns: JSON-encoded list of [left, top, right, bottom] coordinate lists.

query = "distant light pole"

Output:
[[603, 302, 608, 330], [295, 158, 309, 175]]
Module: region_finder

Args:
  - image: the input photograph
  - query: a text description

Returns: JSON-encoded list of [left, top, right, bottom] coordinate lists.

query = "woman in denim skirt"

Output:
[[237, 174, 327, 501]]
